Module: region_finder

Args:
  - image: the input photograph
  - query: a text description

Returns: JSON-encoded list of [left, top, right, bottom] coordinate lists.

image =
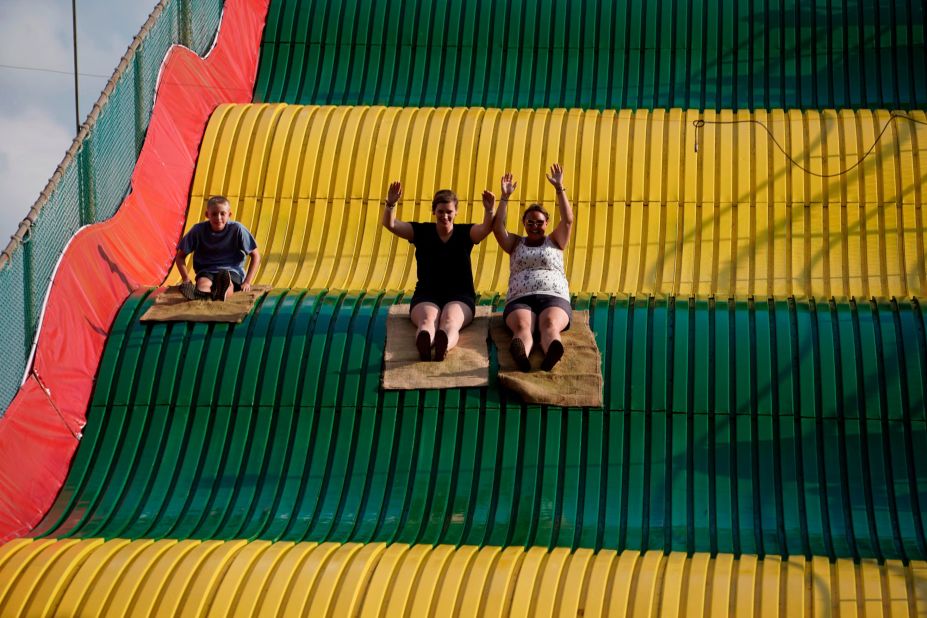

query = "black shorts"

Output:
[[503, 294, 572, 330], [197, 269, 244, 292], [410, 291, 476, 316]]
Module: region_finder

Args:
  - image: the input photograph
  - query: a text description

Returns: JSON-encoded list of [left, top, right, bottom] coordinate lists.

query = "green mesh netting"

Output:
[[190, 0, 224, 53], [27, 162, 82, 325], [0, 259, 27, 389], [0, 0, 225, 415]]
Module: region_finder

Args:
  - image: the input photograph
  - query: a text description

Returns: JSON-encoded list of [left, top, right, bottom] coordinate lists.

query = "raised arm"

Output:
[[491, 172, 519, 254], [470, 191, 496, 243], [546, 164, 573, 250], [381, 181, 414, 241]]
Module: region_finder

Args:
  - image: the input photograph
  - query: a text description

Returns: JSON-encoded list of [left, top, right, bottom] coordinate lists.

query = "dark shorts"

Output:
[[503, 294, 572, 331], [197, 269, 244, 292], [410, 291, 476, 316]]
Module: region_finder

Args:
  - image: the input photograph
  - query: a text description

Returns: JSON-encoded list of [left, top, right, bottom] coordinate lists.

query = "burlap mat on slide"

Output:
[[140, 285, 269, 323], [382, 304, 492, 390], [490, 310, 603, 407]]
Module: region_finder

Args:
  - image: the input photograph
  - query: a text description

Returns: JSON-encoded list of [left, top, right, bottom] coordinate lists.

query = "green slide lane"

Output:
[[33, 289, 927, 561], [255, 0, 926, 110]]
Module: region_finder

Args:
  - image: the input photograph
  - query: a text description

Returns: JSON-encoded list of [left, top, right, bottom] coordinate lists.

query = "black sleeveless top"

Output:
[[409, 222, 475, 300]]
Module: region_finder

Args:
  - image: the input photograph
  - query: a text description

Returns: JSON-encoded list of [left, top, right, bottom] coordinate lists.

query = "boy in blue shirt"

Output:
[[175, 195, 260, 301]]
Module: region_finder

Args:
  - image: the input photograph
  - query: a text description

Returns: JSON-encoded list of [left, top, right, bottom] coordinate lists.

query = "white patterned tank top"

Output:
[[507, 236, 570, 303]]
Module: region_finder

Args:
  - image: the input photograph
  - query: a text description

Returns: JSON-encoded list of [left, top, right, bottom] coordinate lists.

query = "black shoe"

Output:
[[510, 338, 531, 372], [179, 281, 196, 301], [212, 270, 232, 301], [433, 329, 449, 361], [541, 340, 564, 371], [193, 290, 211, 300], [416, 330, 432, 361]]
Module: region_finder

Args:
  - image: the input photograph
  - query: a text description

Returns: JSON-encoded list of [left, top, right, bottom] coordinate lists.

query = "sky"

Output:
[[0, 0, 158, 249]]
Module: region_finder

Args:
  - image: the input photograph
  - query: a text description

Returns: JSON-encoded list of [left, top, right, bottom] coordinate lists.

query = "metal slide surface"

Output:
[[183, 103, 927, 298], [30, 290, 927, 563], [0, 0, 269, 541], [254, 0, 926, 110], [0, 539, 921, 617], [1, 0, 926, 615]]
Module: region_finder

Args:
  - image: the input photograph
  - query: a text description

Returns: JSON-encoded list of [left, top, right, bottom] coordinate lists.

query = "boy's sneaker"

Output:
[[212, 270, 232, 301], [540, 340, 565, 372], [179, 281, 196, 301], [510, 338, 531, 372]]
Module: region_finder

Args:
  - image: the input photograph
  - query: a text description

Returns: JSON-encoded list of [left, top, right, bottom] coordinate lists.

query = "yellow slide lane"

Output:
[[1, 539, 926, 616], [177, 104, 927, 298]]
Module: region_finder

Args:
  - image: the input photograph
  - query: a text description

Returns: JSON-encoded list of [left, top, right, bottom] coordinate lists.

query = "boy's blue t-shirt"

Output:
[[178, 220, 257, 280]]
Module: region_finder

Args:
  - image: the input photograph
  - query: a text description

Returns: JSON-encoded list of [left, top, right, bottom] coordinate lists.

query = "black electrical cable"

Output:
[[692, 112, 927, 179]]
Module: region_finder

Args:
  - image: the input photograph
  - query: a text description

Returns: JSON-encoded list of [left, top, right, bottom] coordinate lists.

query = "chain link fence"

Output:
[[0, 0, 227, 415]]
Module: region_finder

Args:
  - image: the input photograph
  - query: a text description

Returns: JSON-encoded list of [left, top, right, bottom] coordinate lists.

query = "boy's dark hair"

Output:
[[431, 189, 458, 212], [522, 203, 549, 221], [206, 195, 230, 210]]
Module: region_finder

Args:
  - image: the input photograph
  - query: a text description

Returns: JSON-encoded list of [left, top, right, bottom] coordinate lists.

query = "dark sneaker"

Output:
[[541, 340, 565, 371], [212, 270, 232, 301], [510, 338, 531, 372], [433, 329, 449, 361], [179, 281, 196, 301], [416, 330, 432, 361]]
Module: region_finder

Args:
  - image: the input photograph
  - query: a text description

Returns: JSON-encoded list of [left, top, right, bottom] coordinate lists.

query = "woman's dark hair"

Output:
[[522, 203, 549, 222], [432, 189, 458, 212]]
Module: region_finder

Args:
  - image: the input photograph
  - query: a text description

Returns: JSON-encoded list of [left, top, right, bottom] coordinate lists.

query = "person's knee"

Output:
[[442, 302, 472, 327], [438, 310, 455, 328], [440, 312, 464, 331], [412, 304, 439, 328], [539, 315, 559, 331], [539, 309, 568, 332], [507, 314, 533, 333]]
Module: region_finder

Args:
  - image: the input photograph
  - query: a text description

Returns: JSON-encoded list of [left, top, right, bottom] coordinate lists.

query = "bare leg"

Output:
[[538, 307, 570, 352], [195, 276, 213, 295], [505, 308, 536, 353], [436, 301, 474, 352], [411, 302, 440, 360], [411, 302, 440, 337], [538, 307, 570, 371], [505, 308, 536, 371]]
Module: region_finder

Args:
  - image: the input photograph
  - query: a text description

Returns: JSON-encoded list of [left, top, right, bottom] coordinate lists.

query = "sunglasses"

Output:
[[524, 219, 547, 227]]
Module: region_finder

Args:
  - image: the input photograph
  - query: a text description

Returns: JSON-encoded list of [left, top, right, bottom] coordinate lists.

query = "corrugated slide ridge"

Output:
[[0, 539, 924, 617], [29, 289, 927, 563], [179, 103, 927, 298], [254, 0, 926, 110]]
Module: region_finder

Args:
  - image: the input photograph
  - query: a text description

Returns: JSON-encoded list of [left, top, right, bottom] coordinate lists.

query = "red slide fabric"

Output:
[[0, 0, 270, 541]]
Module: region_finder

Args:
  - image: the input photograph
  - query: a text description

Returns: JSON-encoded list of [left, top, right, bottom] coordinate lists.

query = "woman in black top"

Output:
[[382, 182, 495, 361]]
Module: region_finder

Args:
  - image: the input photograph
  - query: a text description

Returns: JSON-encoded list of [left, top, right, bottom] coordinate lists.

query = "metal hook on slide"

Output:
[[692, 119, 705, 153]]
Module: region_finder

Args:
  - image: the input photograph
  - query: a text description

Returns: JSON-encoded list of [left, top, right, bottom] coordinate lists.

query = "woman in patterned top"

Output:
[[382, 182, 495, 361], [489, 164, 574, 371]]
